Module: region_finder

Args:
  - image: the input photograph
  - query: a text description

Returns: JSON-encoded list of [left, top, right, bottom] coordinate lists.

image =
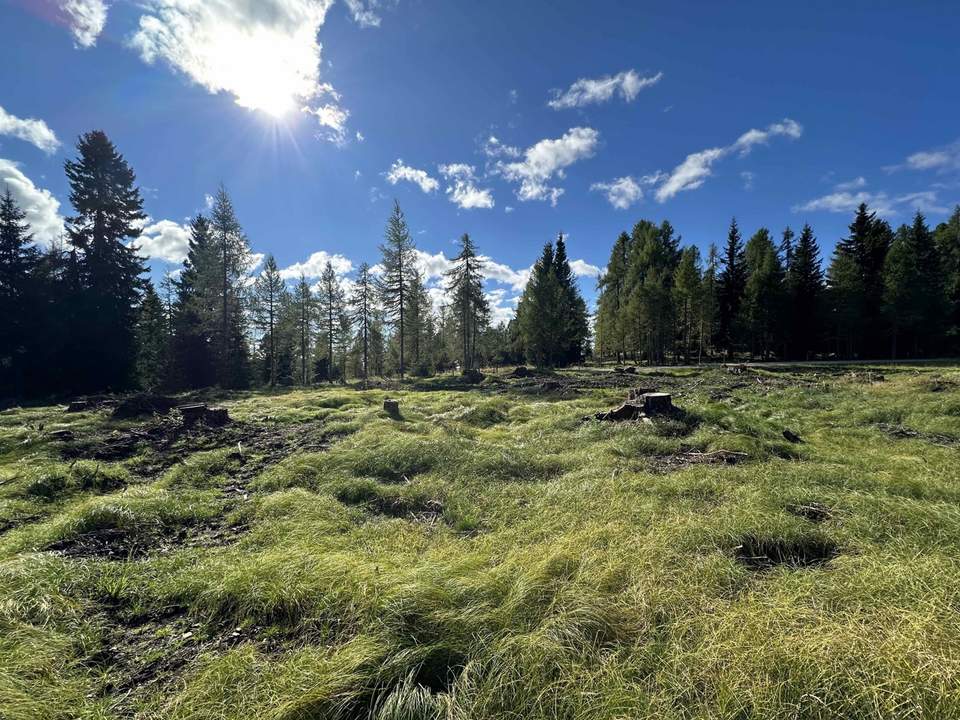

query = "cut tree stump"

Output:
[[383, 399, 401, 419], [627, 387, 656, 402], [641, 392, 673, 415], [178, 404, 231, 426]]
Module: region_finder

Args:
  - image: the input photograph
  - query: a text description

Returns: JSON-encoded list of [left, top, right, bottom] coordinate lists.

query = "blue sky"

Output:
[[2, 0, 959, 322]]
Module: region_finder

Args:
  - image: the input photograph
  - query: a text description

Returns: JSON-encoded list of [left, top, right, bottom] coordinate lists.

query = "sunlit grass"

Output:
[[1, 364, 959, 718]]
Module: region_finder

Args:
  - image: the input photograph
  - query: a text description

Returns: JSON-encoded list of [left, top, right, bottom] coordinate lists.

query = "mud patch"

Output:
[[46, 518, 248, 560], [649, 448, 747, 473], [786, 502, 833, 523], [733, 534, 839, 571], [877, 423, 959, 447]]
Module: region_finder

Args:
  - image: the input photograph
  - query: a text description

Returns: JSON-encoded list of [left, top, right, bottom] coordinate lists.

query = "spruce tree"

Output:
[[0, 188, 39, 396], [209, 186, 251, 388], [135, 281, 169, 390], [743, 228, 785, 359], [553, 234, 589, 365], [516, 242, 560, 366], [883, 225, 924, 359], [717, 218, 747, 358], [378, 201, 417, 378], [934, 206, 960, 351], [64, 130, 147, 392], [445, 233, 489, 372], [699, 244, 720, 361], [785, 223, 824, 359], [171, 215, 217, 389], [909, 212, 945, 354]]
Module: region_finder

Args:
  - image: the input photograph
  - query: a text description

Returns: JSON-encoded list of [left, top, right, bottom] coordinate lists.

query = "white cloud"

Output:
[[355, 130, 365, 142], [385, 159, 439, 193], [740, 171, 755, 191], [486, 288, 519, 325], [654, 147, 726, 203], [413, 249, 453, 281], [438, 163, 494, 209], [483, 135, 521, 159], [504, 205, 514, 213], [343, 0, 381, 27], [480, 257, 530, 291], [0, 106, 60, 154], [570, 259, 601, 278], [129, 0, 348, 139], [834, 176, 866, 191], [732, 118, 802, 156], [496, 127, 599, 206], [137, 219, 191, 263], [894, 140, 960, 173], [0, 158, 65, 246], [590, 175, 642, 209], [655, 118, 802, 202], [280, 250, 353, 279], [792, 188, 948, 217], [548, 70, 662, 110], [60, 0, 108, 48]]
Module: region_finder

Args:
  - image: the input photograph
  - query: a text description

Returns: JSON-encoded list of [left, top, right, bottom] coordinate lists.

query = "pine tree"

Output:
[[209, 186, 251, 388], [317, 260, 346, 382], [445, 233, 489, 372], [785, 223, 824, 359], [251, 254, 286, 386], [350, 262, 376, 382], [378, 201, 417, 378], [135, 281, 169, 390], [64, 130, 147, 392], [0, 188, 39, 396], [717, 217, 747, 358]]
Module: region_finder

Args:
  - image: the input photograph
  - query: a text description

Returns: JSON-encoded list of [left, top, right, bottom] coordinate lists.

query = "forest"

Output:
[[3, 131, 960, 402]]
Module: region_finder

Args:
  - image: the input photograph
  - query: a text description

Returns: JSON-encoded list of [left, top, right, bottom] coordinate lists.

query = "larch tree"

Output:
[[317, 259, 346, 382], [292, 273, 315, 385]]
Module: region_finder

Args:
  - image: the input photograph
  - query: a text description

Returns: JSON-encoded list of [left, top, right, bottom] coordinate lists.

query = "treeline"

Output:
[[0, 130, 592, 400], [596, 205, 960, 363]]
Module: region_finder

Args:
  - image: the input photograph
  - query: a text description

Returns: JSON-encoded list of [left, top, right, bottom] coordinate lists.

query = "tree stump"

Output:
[[383, 399, 401, 419], [66, 400, 90, 413], [627, 387, 656, 402], [641, 392, 673, 415]]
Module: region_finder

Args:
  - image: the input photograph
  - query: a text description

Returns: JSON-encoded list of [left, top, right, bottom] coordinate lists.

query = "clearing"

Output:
[[1, 364, 959, 719]]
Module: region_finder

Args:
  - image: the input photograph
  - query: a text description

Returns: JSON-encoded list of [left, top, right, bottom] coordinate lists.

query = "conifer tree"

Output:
[[908, 212, 945, 353], [445, 233, 489, 372], [135, 281, 169, 390], [743, 228, 785, 359], [378, 201, 417, 378], [672, 246, 702, 362], [699, 244, 720, 361], [252, 254, 286, 386], [64, 130, 147, 392], [209, 186, 251, 388], [171, 215, 217, 389], [934, 206, 960, 350], [317, 260, 346, 382], [785, 223, 824, 359], [779, 226, 795, 273], [553, 234, 590, 365], [596, 231, 631, 362], [350, 262, 376, 382], [883, 225, 924, 359], [717, 218, 747, 358], [0, 188, 39, 396], [516, 242, 560, 366], [292, 273, 315, 385]]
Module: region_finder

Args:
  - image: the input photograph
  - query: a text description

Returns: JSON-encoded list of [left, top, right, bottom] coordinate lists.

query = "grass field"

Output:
[[2, 364, 959, 720]]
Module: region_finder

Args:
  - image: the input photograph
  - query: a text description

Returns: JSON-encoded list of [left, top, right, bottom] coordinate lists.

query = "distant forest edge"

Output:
[[1, 131, 959, 400]]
